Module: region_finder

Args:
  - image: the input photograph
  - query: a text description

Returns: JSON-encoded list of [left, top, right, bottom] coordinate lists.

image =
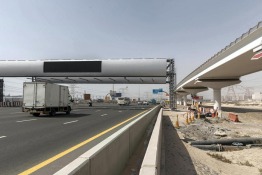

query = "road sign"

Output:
[[153, 88, 163, 94], [251, 51, 262, 60], [153, 89, 158, 94]]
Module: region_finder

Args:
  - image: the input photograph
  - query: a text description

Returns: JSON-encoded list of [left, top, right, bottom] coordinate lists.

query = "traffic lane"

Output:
[[0, 107, 149, 175], [76, 103, 154, 109], [1, 107, 138, 174], [0, 104, 152, 124], [32, 107, 150, 175], [0, 107, 26, 123], [0, 106, 150, 137], [25, 108, 149, 175], [0, 107, 100, 134], [0, 109, 99, 174], [0, 105, 152, 133], [0, 107, 112, 174]]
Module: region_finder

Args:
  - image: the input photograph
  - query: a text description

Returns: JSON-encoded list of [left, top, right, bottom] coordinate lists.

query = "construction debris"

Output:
[[163, 103, 262, 175]]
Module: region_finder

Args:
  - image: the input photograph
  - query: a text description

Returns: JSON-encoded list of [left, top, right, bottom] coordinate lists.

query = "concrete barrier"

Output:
[[139, 108, 162, 175], [54, 106, 160, 175]]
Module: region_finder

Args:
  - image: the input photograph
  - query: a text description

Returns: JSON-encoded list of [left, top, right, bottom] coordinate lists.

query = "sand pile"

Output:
[[163, 104, 262, 175]]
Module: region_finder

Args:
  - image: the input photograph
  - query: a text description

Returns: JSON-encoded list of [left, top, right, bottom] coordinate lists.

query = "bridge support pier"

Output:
[[183, 95, 187, 106], [213, 88, 221, 110], [177, 95, 183, 105], [195, 79, 241, 111], [182, 87, 208, 107], [176, 91, 189, 107]]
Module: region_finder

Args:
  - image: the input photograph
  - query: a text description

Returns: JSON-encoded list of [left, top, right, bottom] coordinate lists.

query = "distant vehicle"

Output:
[[96, 99, 104, 103], [137, 101, 143, 105], [117, 97, 131, 105], [22, 82, 73, 116], [160, 100, 166, 107], [143, 101, 149, 105], [150, 99, 156, 104]]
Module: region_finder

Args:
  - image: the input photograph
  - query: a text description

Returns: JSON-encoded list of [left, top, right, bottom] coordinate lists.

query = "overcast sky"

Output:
[[1, 0, 262, 99]]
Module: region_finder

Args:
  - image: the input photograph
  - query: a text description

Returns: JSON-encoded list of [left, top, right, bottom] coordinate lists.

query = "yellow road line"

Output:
[[18, 109, 148, 175]]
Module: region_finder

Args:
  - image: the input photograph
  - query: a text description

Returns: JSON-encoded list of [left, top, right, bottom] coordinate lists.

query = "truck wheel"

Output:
[[33, 113, 40, 117], [49, 109, 56, 116]]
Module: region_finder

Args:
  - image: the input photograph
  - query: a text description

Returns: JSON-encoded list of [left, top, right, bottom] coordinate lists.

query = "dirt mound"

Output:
[[163, 105, 262, 175]]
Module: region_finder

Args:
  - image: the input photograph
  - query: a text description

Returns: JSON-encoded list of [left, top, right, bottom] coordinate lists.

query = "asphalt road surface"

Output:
[[0, 103, 153, 175]]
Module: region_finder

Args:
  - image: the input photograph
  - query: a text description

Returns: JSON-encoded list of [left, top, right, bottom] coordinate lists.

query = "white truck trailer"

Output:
[[22, 82, 73, 116]]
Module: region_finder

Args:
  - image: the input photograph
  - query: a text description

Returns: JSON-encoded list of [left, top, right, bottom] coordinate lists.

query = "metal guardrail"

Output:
[[0, 101, 23, 107]]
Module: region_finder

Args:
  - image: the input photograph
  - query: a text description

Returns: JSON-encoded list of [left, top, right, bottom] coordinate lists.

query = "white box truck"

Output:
[[22, 82, 73, 116]]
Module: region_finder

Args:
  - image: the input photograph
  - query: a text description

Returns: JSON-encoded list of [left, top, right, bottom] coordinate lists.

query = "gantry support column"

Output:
[[167, 59, 176, 110]]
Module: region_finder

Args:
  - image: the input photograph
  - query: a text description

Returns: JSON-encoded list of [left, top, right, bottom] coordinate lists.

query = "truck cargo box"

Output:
[[23, 82, 72, 116]]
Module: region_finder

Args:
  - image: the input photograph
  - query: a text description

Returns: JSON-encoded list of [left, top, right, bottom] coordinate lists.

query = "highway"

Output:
[[0, 103, 153, 175]]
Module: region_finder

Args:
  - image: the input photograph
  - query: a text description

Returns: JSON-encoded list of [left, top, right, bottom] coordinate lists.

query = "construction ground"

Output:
[[162, 103, 262, 175]]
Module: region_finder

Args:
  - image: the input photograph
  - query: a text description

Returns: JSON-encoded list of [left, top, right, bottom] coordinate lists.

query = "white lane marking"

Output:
[[63, 120, 79, 125], [0, 136, 7, 139], [95, 110, 101, 112], [16, 119, 37, 123], [101, 114, 108, 117], [118, 111, 122, 113]]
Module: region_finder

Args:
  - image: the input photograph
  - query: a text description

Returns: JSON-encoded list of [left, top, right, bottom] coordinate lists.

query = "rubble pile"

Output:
[[178, 117, 232, 141]]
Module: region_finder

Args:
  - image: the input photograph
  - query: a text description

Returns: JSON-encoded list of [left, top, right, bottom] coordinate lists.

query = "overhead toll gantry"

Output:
[[0, 58, 176, 109]]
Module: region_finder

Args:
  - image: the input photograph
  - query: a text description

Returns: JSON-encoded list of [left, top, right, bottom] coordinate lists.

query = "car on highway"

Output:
[[96, 99, 104, 103], [137, 101, 143, 105], [117, 97, 131, 105], [143, 101, 149, 105]]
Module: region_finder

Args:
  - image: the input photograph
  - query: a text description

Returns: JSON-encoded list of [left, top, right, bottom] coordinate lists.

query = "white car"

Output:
[[117, 97, 131, 105], [137, 101, 143, 105], [143, 101, 149, 105]]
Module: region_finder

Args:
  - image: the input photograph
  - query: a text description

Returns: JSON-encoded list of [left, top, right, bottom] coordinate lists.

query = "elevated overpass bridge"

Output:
[[175, 21, 262, 110]]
